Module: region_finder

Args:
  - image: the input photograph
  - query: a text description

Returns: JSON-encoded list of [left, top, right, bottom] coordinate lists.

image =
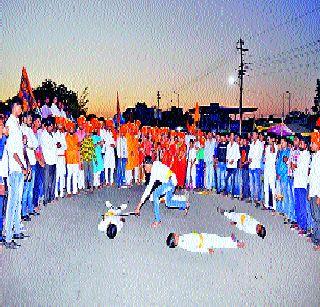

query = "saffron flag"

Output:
[[18, 66, 35, 112], [194, 102, 200, 123], [116, 91, 121, 128]]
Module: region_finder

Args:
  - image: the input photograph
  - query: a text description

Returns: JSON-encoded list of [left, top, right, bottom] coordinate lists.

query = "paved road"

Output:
[[2, 186, 320, 306]]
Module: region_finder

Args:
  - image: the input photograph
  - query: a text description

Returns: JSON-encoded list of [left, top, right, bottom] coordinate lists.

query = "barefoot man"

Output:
[[134, 156, 189, 228]]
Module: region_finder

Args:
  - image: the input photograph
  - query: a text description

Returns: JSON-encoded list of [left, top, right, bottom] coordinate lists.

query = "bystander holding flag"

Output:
[[18, 66, 35, 112]]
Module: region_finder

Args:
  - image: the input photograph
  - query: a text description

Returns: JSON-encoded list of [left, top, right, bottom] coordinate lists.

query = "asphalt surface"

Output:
[[2, 186, 320, 306]]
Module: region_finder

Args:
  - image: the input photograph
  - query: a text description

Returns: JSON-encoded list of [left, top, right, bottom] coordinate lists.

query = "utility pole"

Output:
[[282, 93, 285, 122], [157, 91, 161, 125], [237, 38, 248, 135], [286, 91, 291, 115], [174, 91, 180, 108]]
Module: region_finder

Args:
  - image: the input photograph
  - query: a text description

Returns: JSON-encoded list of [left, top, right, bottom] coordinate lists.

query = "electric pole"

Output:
[[286, 91, 291, 115], [157, 91, 161, 125], [237, 38, 248, 135]]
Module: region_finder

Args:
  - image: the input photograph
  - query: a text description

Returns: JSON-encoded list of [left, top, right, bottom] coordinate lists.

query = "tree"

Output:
[[32, 79, 88, 118]]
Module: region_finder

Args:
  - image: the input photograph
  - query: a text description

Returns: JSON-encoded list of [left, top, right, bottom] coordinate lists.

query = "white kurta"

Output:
[[103, 132, 116, 168], [178, 233, 238, 253], [224, 212, 259, 235]]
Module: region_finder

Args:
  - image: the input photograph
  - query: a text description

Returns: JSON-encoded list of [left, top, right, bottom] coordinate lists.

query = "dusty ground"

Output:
[[2, 186, 320, 306]]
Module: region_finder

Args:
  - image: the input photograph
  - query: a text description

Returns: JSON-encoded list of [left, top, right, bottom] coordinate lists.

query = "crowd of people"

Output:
[[0, 97, 319, 251]]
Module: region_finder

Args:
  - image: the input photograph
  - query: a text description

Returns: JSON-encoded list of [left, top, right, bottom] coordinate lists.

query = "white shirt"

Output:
[[5, 115, 26, 173], [21, 125, 38, 166], [224, 212, 259, 235], [204, 139, 216, 163], [309, 151, 320, 197], [264, 145, 278, 174], [54, 131, 67, 156], [248, 140, 264, 169], [50, 104, 60, 117], [178, 233, 238, 253], [116, 137, 128, 158], [40, 130, 57, 165], [293, 150, 311, 189], [59, 109, 67, 118], [187, 148, 197, 164], [226, 142, 240, 168], [140, 161, 177, 204]]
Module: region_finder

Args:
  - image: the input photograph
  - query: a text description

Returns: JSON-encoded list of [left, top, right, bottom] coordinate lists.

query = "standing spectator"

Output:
[[65, 123, 80, 196], [215, 134, 228, 194], [41, 97, 52, 119], [239, 137, 250, 200], [32, 114, 45, 212], [116, 128, 128, 188], [195, 139, 205, 189], [58, 101, 67, 118], [54, 119, 67, 199], [76, 118, 86, 191], [309, 141, 320, 251], [186, 140, 197, 189], [204, 132, 216, 191], [248, 131, 263, 205], [50, 96, 60, 117], [293, 139, 310, 235], [263, 137, 278, 210], [288, 137, 301, 227], [40, 119, 57, 206], [103, 126, 116, 186], [224, 133, 240, 197], [276, 138, 291, 219], [0, 114, 8, 243], [4, 100, 27, 249], [80, 125, 96, 193], [21, 112, 38, 220], [92, 129, 104, 188]]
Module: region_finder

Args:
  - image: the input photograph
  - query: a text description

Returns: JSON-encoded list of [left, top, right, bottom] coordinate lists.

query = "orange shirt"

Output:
[[65, 133, 80, 164]]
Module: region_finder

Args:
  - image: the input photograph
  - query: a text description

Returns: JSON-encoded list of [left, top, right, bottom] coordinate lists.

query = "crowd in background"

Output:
[[0, 97, 319, 250]]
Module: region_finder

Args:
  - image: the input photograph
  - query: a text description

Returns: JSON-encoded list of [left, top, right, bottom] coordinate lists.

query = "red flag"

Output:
[[116, 91, 121, 127], [18, 66, 35, 112]]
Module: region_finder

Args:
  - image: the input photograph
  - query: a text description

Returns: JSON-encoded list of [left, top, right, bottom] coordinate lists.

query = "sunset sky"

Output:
[[1, 0, 319, 117]]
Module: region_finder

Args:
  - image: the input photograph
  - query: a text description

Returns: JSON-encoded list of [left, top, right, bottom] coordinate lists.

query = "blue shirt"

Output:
[[0, 135, 7, 160], [276, 148, 290, 178]]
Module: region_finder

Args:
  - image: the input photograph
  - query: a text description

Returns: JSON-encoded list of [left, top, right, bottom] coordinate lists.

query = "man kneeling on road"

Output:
[[134, 156, 189, 228]]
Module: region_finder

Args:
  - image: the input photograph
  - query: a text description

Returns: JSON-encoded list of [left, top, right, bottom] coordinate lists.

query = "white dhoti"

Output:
[[55, 156, 66, 198], [78, 169, 85, 190], [104, 146, 116, 185], [186, 163, 196, 188], [67, 164, 79, 195]]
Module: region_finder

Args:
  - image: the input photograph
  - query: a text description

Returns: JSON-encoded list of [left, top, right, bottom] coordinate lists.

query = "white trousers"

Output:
[[186, 163, 196, 188], [55, 156, 66, 198], [264, 171, 276, 209], [78, 169, 85, 190], [93, 171, 101, 187], [105, 167, 115, 184], [125, 167, 139, 185], [67, 164, 79, 195]]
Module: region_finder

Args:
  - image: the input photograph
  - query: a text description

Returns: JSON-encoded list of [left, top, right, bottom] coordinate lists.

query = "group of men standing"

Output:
[[0, 97, 319, 250]]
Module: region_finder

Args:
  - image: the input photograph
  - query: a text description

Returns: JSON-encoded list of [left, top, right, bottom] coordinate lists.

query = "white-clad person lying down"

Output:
[[166, 232, 245, 254], [218, 207, 266, 239]]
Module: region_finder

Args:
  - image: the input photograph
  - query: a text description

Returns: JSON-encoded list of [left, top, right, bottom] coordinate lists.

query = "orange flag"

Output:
[[194, 102, 200, 123], [18, 66, 35, 112]]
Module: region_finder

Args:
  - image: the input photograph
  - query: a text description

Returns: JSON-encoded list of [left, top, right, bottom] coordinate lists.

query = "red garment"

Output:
[[175, 144, 187, 187]]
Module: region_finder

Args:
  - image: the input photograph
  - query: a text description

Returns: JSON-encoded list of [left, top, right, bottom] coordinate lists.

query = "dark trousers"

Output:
[[310, 197, 320, 245], [33, 162, 44, 207], [196, 160, 205, 189], [294, 188, 308, 231], [44, 164, 56, 205], [242, 168, 250, 199]]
